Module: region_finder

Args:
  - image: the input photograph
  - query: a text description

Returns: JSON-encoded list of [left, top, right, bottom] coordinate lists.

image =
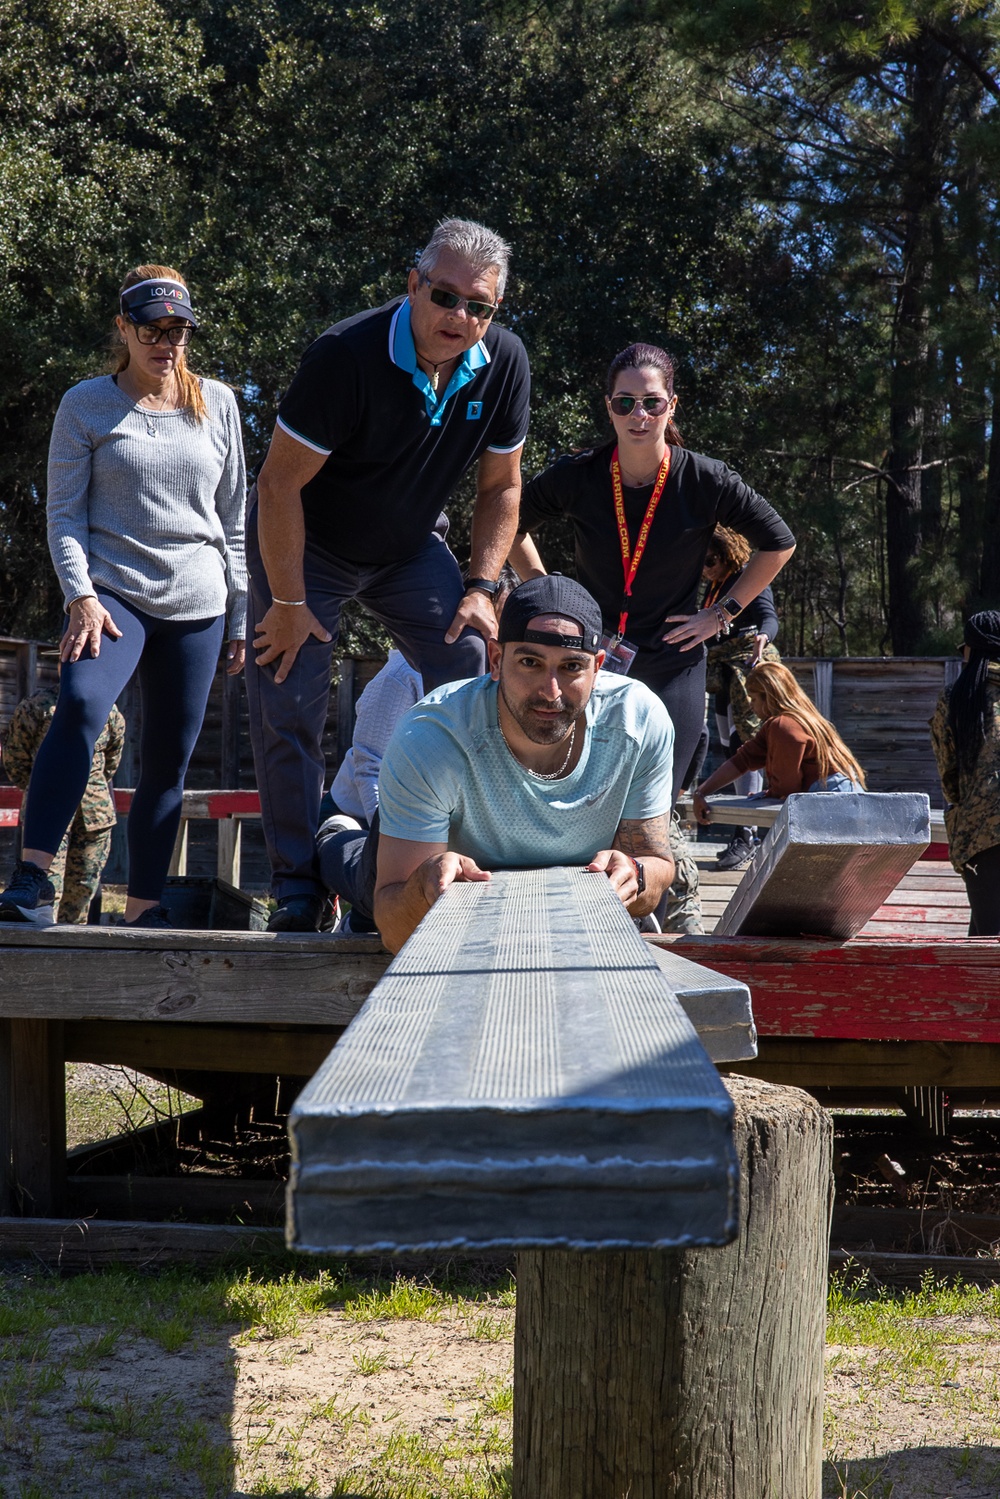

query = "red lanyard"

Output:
[[610, 445, 672, 639]]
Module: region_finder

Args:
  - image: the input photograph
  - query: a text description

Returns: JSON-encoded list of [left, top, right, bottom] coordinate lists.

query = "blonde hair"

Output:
[[746, 661, 867, 787], [113, 264, 207, 423]]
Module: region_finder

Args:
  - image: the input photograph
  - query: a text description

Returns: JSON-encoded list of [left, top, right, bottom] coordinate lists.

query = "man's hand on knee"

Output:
[[445, 591, 499, 646], [253, 603, 332, 684]]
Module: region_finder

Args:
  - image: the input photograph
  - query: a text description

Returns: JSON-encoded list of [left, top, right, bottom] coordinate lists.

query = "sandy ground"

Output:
[[3, 1298, 1000, 1496]]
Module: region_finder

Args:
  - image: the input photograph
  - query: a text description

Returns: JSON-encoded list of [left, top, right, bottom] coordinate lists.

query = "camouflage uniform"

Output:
[[705, 631, 782, 744], [929, 664, 1000, 873], [659, 809, 704, 935], [3, 688, 125, 923]]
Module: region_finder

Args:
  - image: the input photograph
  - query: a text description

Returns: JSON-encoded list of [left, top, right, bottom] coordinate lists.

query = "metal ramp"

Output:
[[288, 867, 739, 1254], [716, 792, 931, 940]]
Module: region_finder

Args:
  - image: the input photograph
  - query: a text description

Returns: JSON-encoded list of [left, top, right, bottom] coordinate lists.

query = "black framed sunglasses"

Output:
[[609, 394, 671, 417], [703, 554, 722, 568], [420, 275, 498, 321], [130, 320, 194, 346]]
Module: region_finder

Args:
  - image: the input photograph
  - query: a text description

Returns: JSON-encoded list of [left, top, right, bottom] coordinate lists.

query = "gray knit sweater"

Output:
[[47, 375, 248, 638]]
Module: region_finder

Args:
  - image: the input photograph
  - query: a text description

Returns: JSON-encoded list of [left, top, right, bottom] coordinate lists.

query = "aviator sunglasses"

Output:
[[420, 274, 498, 321], [609, 394, 672, 417]]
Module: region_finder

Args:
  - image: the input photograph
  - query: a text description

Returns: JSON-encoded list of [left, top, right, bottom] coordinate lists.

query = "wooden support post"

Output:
[[812, 658, 833, 720], [168, 820, 189, 877], [8, 1020, 66, 1217], [14, 642, 38, 704], [216, 820, 241, 887], [220, 668, 242, 789], [514, 1075, 833, 1499]]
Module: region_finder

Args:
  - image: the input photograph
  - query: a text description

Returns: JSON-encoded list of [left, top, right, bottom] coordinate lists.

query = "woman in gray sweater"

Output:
[[0, 264, 247, 927]]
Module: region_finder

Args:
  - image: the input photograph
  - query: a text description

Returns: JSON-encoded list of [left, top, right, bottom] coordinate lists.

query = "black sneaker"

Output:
[[0, 860, 57, 926], [126, 904, 173, 929], [716, 836, 757, 872], [267, 894, 324, 933]]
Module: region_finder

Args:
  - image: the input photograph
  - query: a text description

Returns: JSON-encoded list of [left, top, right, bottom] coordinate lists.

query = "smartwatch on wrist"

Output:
[[628, 857, 646, 896], [464, 577, 500, 598], [719, 596, 743, 620]]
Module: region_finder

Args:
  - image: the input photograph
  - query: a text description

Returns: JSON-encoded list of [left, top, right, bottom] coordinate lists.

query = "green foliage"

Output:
[[2, 0, 998, 650]]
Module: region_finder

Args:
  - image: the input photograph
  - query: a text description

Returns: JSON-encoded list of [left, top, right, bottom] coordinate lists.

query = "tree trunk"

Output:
[[981, 391, 1000, 607], [885, 39, 947, 652], [513, 1075, 833, 1499]]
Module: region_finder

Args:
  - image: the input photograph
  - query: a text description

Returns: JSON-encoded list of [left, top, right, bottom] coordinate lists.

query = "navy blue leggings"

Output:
[[23, 592, 224, 901]]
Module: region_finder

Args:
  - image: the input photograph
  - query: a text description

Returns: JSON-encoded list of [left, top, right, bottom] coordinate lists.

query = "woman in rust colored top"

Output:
[[692, 661, 865, 823]]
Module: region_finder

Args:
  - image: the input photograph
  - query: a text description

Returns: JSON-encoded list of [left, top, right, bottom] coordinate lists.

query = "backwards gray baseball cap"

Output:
[[498, 575, 603, 653]]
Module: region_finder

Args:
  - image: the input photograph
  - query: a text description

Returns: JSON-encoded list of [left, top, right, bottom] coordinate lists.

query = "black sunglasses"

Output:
[[130, 320, 193, 346], [421, 275, 498, 321], [609, 394, 671, 416]]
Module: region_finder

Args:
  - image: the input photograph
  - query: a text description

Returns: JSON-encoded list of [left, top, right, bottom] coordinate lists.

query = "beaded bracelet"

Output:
[[712, 603, 732, 638]]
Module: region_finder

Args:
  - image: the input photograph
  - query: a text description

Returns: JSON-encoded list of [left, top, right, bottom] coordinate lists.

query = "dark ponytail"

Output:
[[605, 342, 684, 446], [948, 611, 1000, 773]]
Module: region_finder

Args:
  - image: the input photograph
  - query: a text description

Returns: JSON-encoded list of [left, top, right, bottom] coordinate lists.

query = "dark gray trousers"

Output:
[[245, 499, 485, 898]]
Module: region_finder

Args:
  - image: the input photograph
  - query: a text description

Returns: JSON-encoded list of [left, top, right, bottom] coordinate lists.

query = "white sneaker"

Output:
[[318, 813, 363, 839]]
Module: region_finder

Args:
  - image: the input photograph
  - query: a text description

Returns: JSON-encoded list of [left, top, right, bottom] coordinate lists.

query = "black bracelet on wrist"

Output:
[[465, 577, 500, 598]]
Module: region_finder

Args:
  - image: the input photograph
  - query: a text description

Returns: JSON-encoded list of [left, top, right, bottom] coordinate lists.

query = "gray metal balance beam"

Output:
[[716, 791, 931, 940], [288, 866, 739, 1254]]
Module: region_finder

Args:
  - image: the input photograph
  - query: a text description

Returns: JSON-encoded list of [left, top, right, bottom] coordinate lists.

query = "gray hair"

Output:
[[416, 218, 511, 297]]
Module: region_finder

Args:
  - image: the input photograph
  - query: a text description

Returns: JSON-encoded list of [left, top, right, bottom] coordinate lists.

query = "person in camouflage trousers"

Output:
[[2, 686, 125, 923], [929, 611, 1000, 937]]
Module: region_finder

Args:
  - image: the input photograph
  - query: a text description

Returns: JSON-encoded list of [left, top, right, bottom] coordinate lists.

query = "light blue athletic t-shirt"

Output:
[[377, 671, 675, 868]]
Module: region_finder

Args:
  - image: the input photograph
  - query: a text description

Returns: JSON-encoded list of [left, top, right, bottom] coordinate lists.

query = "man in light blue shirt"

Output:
[[358, 575, 676, 951]]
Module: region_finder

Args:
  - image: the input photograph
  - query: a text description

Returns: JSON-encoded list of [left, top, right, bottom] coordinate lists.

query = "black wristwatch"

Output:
[[719, 596, 743, 620], [465, 577, 500, 598], [630, 858, 646, 896]]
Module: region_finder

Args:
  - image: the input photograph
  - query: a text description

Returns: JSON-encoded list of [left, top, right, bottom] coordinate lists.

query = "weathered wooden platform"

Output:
[[677, 846, 997, 1100], [0, 841, 992, 1237]]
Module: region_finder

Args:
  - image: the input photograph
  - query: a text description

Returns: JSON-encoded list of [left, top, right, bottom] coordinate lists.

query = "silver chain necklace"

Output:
[[498, 705, 577, 781]]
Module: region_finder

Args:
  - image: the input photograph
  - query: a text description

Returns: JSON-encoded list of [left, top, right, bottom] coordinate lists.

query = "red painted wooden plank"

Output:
[[669, 936, 1000, 1043], [870, 903, 967, 922], [892, 888, 965, 901], [112, 789, 261, 817], [0, 789, 20, 810], [856, 920, 969, 939]]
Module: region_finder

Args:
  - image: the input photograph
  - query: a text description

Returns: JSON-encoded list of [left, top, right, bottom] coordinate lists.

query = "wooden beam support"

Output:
[[216, 820, 242, 888], [9, 1020, 65, 1216], [0, 929, 388, 1025], [66, 1174, 286, 1225], [723, 1037, 1000, 1090], [0, 1215, 283, 1269], [64, 1020, 343, 1075], [670, 935, 1000, 1044]]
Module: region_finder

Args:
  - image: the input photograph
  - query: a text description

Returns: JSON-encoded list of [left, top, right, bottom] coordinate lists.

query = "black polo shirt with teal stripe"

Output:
[[276, 298, 530, 565]]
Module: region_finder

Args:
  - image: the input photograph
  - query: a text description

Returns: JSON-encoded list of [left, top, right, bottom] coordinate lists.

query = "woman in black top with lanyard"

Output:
[[509, 342, 796, 808]]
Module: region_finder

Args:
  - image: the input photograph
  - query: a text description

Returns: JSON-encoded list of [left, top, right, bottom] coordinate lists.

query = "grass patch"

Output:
[[828, 1267, 1000, 1347], [65, 1062, 200, 1151], [344, 1276, 451, 1324]]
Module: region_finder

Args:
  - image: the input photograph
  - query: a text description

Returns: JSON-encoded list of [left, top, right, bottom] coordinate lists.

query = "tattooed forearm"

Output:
[[614, 815, 672, 860]]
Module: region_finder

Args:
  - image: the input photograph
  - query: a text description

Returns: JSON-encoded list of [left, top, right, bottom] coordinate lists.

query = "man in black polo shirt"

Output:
[[247, 217, 531, 930]]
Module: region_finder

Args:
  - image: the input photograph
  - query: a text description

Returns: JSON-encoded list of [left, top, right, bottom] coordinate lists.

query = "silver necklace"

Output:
[[498, 706, 577, 780]]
